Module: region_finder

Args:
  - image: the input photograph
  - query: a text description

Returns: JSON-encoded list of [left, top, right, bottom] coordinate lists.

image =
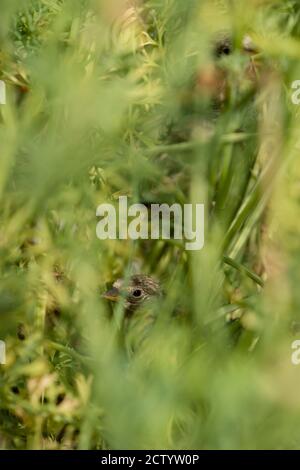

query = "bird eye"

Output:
[[132, 289, 142, 298], [214, 38, 232, 57], [222, 45, 231, 55]]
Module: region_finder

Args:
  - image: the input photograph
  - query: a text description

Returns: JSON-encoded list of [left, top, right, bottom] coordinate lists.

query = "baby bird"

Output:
[[103, 274, 163, 353], [103, 274, 162, 315]]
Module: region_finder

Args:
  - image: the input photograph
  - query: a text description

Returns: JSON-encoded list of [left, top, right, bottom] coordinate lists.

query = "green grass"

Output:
[[1, 0, 300, 450]]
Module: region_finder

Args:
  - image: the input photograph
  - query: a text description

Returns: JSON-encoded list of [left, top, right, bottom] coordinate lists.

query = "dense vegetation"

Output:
[[1, 0, 300, 450]]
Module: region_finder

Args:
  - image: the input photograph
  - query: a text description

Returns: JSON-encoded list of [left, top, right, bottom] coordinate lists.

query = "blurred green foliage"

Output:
[[0, 0, 300, 450]]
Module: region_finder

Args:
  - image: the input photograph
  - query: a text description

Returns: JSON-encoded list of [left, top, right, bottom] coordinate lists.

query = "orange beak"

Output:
[[102, 287, 120, 302]]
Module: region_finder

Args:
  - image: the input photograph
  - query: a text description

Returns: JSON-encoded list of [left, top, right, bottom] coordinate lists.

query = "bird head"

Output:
[[102, 274, 162, 314]]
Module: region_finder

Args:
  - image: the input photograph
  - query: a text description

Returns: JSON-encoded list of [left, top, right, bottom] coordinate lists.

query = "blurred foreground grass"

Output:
[[1, 0, 300, 450]]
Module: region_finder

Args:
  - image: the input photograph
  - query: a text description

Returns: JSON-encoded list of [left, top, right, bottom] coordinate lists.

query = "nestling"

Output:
[[103, 274, 163, 353], [103, 274, 162, 315]]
